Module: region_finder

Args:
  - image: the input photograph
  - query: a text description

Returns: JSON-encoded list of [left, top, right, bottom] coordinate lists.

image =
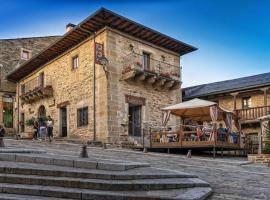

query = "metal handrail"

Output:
[[21, 75, 52, 95], [122, 52, 180, 78]]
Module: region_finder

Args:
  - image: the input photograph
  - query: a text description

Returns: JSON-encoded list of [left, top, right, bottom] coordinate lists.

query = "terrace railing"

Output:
[[236, 105, 270, 121]]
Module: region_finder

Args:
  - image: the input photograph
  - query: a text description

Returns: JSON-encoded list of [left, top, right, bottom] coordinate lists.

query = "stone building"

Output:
[[7, 8, 196, 143], [183, 72, 270, 152], [0, 36, 60, 132]]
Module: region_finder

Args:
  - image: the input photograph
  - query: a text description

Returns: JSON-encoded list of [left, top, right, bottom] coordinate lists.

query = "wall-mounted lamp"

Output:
[[99, 56, 109, 78]]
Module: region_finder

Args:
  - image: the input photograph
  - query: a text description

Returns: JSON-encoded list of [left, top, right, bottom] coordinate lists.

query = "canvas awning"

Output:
[[162, 98, 233, 122]]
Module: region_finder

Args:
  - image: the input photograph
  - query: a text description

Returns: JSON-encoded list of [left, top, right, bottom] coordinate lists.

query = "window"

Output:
[[21, 84, 25, 94], [21, 49, 31, 60], [142, 52, 150, 70], [242, 97, 251, 108], [72, 55, 79, 69], [77, 107, 88, 127]]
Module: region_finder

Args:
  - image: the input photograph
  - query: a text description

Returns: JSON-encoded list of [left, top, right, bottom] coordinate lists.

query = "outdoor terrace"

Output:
[[122, 52, 181, 90], [20, 74, 53, 103]]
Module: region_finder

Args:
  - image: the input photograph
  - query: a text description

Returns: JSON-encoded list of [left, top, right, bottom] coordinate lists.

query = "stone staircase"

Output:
[[0, 153, 212, 199]]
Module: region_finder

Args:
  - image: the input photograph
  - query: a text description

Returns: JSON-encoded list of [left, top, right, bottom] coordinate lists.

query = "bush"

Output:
[[263, 118, 270, 154]]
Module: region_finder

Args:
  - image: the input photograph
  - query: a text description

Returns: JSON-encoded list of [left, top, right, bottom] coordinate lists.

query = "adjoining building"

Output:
[[7, 8, 197, 144], [183, 72, 270, 153], [0, 36, 60, 133]]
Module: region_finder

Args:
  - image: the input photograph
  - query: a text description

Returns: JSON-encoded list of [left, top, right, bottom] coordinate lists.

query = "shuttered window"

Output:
[[77, 107, 88, 127]]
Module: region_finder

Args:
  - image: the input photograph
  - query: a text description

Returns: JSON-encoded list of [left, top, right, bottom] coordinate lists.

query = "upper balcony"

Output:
[[20, 74, 53, 103], [122, 53, 181, 90], [236, 105, 270, 122]]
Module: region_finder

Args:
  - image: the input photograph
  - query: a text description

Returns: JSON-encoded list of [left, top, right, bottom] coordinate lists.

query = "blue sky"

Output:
[[0, 0, 269, 87]]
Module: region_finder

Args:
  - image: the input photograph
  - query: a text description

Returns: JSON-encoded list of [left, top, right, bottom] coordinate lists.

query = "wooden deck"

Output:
[[147, 129, 244, 151]]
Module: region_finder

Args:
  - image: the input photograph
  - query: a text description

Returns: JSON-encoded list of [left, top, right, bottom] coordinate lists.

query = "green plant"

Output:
[[38, 116, 48, 123], [25, 117, 35, 126], [263, 118, 270, 154]]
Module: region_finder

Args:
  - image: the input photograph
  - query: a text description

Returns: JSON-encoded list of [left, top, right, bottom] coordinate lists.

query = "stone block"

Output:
[[73, 160, 98, 169]]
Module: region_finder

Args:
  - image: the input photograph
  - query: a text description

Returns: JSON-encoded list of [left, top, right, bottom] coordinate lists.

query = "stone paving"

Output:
[[3, 139, 270, 200]]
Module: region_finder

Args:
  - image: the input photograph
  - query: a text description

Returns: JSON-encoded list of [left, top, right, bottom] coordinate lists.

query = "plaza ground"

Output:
[[3, 139, 270, 200]]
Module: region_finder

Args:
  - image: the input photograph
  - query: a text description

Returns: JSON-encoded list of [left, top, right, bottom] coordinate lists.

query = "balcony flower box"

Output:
[[135, 61, 142, 68], [160, 72, 171, 79], [122, 66, 132, 74]]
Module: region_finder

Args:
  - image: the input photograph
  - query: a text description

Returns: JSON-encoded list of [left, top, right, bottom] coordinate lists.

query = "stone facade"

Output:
[[0, 36, 60, 132], [15, 28, 182, 143]]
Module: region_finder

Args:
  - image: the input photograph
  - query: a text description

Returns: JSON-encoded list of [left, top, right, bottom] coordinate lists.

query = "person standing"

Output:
[[47, 116, 54, 142], [0, 125, 5, 147], [32, 121, 39, 140]]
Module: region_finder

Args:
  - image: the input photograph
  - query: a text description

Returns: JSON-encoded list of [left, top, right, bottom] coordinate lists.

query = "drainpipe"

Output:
[[16, 83, 20, 140]]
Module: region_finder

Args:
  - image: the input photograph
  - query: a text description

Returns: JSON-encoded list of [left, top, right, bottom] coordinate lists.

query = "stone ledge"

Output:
[[0, 153, 150, 171], [248, 154, 270, 164]]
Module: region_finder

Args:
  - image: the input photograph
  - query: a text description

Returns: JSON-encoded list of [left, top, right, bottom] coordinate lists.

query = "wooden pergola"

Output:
[[148, 99, 244, 157]]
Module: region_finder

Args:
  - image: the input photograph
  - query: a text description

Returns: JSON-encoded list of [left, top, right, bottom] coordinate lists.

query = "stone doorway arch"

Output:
[[38, 105, 46, 119]]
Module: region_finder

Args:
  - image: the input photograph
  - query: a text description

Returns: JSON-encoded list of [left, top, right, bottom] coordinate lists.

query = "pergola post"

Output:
[[230, 92, 239, 111], [260, 87, 269, 115]]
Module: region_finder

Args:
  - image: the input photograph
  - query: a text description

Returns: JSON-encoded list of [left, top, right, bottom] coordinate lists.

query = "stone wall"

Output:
[[248, 154, 270, 164], [0, 36, 60, 131], [105, 28, 181, 143], [218, 91, 268, 111], [16, 32, 107, 140]]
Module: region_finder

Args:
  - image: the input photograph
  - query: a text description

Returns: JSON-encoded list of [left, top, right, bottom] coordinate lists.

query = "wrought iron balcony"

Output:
[[20, 74, 53, 103], [122, 53, 181, 90], [236, 105, 270, 121]]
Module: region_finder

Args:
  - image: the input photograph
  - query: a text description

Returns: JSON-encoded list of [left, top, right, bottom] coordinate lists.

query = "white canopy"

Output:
[[162, 98, 232, 122]]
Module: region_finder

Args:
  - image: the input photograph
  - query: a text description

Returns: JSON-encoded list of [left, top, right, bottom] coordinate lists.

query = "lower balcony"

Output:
[[122, 53, 181, 90], [20, 75, 53, 104]]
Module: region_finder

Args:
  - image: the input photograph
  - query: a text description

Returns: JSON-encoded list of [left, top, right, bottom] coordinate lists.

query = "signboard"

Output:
[[94, 42, 104, 65], [125, 95, 146, 106]]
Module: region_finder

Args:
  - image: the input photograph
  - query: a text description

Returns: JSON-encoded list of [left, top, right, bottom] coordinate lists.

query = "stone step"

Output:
[[0, 153, 150, 171], [0, 193, 72, 200], [0, 173, 209, 191], [0, 183, 212, 200], [0, 161, 197, 180]]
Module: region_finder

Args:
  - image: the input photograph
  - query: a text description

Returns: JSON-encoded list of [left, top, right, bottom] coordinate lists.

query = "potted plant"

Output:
[[160, 72, 171, 79], [25, 117, 35, 127]]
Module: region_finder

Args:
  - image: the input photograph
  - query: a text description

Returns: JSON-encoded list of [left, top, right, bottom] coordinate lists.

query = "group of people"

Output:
[[32, 116, 54, 142]]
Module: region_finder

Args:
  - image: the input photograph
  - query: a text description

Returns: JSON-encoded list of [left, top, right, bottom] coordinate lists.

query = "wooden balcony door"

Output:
[[142, 52, 150, 70], [38, 72, 44, 88]]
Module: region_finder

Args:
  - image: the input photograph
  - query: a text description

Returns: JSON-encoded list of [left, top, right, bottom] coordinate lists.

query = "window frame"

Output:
[[21, 48, 31, 60], [72, 55, 79, 70], [77, 107, 88, 127], [142, 52, 151, 70], [242, 96, 252, 109]]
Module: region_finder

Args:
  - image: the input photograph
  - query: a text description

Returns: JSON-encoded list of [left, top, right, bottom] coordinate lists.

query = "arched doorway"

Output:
[[38, 105, 46, 119]]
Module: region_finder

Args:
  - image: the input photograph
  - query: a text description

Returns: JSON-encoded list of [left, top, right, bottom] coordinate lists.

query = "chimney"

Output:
[[66, 23, 76, 32]]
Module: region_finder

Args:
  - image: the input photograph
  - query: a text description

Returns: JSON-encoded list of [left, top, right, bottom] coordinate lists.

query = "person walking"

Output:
[[47, 116, 54, 142]]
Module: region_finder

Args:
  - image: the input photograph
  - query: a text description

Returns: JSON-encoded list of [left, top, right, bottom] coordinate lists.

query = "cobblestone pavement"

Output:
[[3, 139, 270, 200]]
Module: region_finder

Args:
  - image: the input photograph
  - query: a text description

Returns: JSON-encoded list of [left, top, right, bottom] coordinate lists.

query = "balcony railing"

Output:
[[20, 75, 53, 103], [236, 105, 270, 121], [122, 53, 181, 90]]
